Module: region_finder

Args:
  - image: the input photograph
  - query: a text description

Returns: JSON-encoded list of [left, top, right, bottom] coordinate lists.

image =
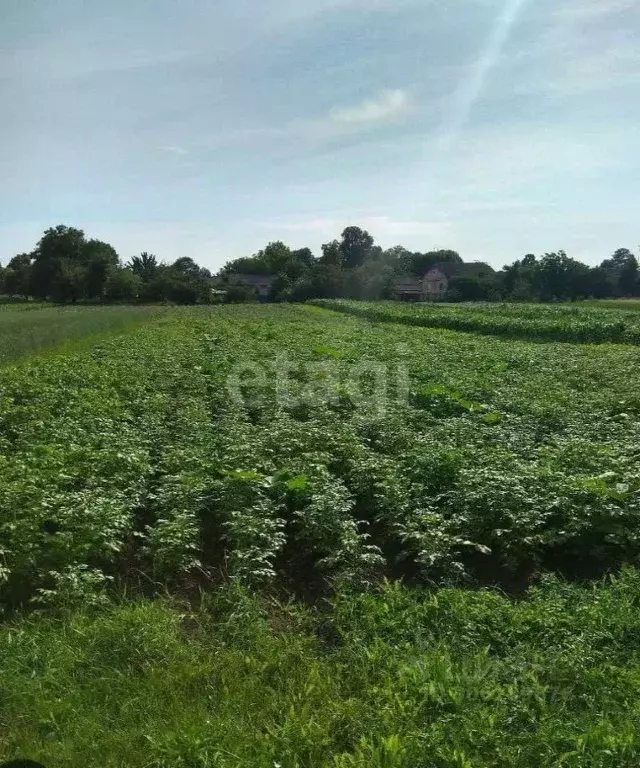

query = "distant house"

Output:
[[393, 274, 424, 301], [423, 262, 462, 300], [392, 262, 459, 301], [227, 273, 275, 301], [209, 288, 227, 303], [393, 262, 495, 301]]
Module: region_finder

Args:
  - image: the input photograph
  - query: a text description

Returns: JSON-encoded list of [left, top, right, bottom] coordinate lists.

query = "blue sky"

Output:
[[1, 0, 638, 271]]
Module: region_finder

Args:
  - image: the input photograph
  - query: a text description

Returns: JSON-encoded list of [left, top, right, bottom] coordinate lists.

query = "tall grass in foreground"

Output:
[[2, 572, 640, 767], [0, 304, 164, 363]]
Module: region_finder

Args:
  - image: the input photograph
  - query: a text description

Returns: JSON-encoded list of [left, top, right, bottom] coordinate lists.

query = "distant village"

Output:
[[214, 225, 639, 303], [3, 224, 637, 305], [221, 261, 490, 302]]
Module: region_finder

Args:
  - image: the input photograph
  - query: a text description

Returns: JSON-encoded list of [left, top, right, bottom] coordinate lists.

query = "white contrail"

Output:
[[436, 0, 529, 154]]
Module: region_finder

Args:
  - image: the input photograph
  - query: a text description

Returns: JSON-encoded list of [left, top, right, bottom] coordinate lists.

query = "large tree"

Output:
[[601, 248, 638, 296], [83, 239, 120, 300], [339, 226, 374, 269], [104, 268, 142, 302], [128, 252, 159, 283], [319, 240, 342, 267], [25, 226, 120, 302], [3, 253, 32, 298], [407, 249, 462, 277], [30, 225, 86, 300], [535, 251, 587, 301]]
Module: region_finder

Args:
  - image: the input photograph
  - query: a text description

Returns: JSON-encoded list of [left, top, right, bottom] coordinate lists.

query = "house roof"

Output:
[[394, 274, 422, 287], [426, 261, 496, 280], [228, 273, 274, 286]]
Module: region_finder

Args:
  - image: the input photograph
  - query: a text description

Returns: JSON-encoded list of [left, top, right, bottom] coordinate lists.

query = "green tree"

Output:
[[50, 258, 87, 303], [83, 240, 120, 300], [601, 248, 638, 296], [449, 263, 498, 302], [319, 240, 342, 267], [127, 251, 160, 283], [291, 261, 343, 299], [128, 252, 159, 283], [383, 246, 414, 274], [3, 253, 32, 298], [339, 226, 374, 269], [583, 266, 614, 299], [345, 252, 395, 299], [30, 225, 86, 300], [260, 241, 292, 273], [104, 268, 142, 302], [217, 243, 317, 301], [169, 258, 212, 303], [219, 255, 270, 276], [291, 248, 315, 267], [225, 283, 258, 303], [172, 257, 203, 279], [407, 249, 462, 277], [140, 266, 175, 303]]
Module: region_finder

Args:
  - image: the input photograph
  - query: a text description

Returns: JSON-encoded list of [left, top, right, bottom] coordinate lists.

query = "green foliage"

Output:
[[27, 225, 120, 303], [4, 228, 214, 305], [499, 248, 639, 301], [128, 251, 159, 282], [2, 303, 640, 764], [314, 299, 640, 344], [2, 303, 640, 609], [3, 572, 640, 766], [405, 248, 463, 277], [339, 226, 375, 269], [104, 267, 143, 302], [224, 282, 259, 303], [7, 224, 640, 308], [2, 253, 32, 297]]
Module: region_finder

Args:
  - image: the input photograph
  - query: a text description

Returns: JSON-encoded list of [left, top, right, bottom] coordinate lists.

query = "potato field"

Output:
[[2, 302, 640, 767]]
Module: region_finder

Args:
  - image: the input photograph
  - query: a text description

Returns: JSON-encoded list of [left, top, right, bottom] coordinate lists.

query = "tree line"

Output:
[[1, 223, 638, 303], [218, 226, 640, 303], [0, 226, 212, 304]]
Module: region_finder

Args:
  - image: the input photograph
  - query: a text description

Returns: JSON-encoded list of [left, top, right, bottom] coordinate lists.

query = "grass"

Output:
[[2, 572, 640, 767], [0, 304, 164, 364]]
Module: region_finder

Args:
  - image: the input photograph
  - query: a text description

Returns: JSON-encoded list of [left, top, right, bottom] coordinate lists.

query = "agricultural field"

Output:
[[582, 299, 640, 312], [0, 303, 164, 364], [313, 299, 640, 343], [2, 303, 640, 766]]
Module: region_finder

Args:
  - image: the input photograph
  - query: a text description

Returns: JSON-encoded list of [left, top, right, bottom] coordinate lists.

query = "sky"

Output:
[[1, 0, 639, 271]]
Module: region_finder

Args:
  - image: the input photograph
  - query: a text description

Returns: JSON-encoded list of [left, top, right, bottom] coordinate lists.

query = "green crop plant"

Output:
[[2, 302, 640, 766]]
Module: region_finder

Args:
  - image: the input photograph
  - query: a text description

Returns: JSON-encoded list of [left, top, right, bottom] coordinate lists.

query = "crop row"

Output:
[[311, 299, 640, 343], [1, 304, 640, 608]]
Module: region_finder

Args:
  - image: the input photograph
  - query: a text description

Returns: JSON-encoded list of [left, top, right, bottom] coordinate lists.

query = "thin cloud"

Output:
[[529, 0, 640, 96], [329, 89, 409, 125], [436, 0, 529, 153], [162, 145, 189, 155], [554, 0, 635, 20]]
